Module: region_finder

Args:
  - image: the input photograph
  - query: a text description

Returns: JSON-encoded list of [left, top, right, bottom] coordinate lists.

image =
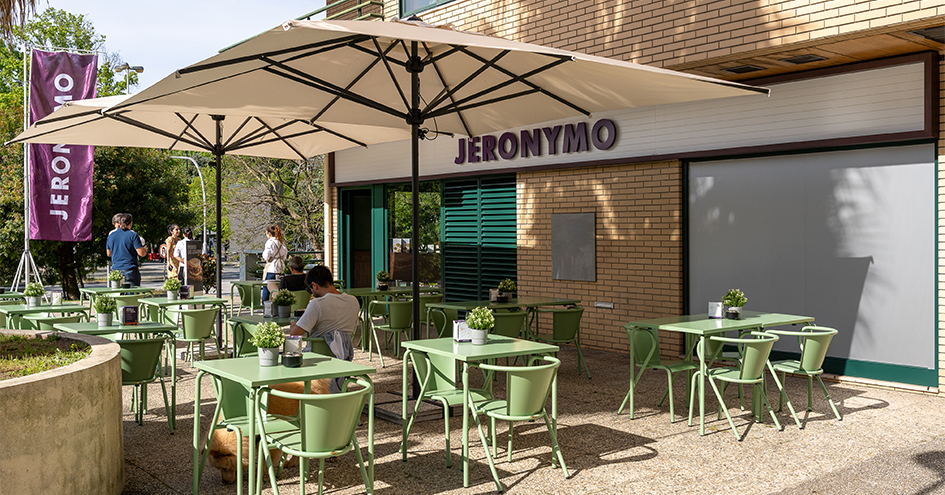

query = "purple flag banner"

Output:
[[28, 50, 97, 241]]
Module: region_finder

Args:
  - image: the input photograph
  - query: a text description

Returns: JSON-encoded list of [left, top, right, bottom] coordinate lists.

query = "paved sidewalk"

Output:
[[118, 323, 945, 495]]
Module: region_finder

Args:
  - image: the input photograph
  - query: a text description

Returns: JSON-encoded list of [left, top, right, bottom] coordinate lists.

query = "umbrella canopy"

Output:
[[107, 18, 770, 360], [11, 94, 411, 159], [115, 18, 768, 137]]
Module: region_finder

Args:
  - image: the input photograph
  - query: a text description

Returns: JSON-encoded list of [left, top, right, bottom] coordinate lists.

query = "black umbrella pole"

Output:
[[214, 116, 225, 346], [410, 41, 422, 400]]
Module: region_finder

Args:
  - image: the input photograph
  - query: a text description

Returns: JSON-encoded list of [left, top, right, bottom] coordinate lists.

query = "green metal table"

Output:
[[193, 355, 376, 495], [426, 296, 581, 338], [78, 286, 156, 311], [342, 286, 443, 348], [0, 303, 90, 329], [139, 295, 228, 323], [0, 291, 25, 301], [400, 336, 558, 487], [623, 311, 814, 435], [55, 320, 180, 431]]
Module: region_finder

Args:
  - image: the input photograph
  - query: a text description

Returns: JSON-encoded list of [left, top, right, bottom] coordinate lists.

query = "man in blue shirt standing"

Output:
[[106, 213, 148, 286]]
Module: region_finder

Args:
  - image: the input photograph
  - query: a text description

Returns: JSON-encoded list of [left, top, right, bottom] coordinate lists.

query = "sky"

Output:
[[38, 1, 326, 89]]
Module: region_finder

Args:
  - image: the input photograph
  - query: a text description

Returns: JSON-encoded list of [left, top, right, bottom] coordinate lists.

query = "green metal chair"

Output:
[[112, 294, 145, 319], [290, 290, 311, 313], [618, 326, 698, 422], [401, 349, 493, 467], [367, 300, 412, 367], [166, 307, 220, 361], [492, 310, 527, 339], [430, 306, 458, 338], [412, 293, 444, 339], [533, 306, 590, 378], [117, 336, 172, 433], [234, 283, 263, 317], [689, 331, 782, 441], [768, 326, 842, 424], [255, 378, 373, 495], [468, 356, 568, 492]]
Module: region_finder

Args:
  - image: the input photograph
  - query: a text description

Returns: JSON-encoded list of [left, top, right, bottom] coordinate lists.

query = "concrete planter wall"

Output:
[[0, 330, 123, 495]]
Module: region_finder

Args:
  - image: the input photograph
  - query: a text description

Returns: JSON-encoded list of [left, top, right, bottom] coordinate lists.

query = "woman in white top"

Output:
[[172, 227, 194, 281], [261, 224, 288, 301]]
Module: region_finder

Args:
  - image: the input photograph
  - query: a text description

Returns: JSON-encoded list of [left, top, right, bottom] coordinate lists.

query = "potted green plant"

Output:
[[23, 282, 45, 307], [465, 306, 495, 345], [93, 296, 117, 327], [163, 277, 182, 300], [107, 270, 124, 289], [497, 278, 517, 302], [722, 288, 748, 320], [249, 321, 286, 367], [376, 270, 391, 291], [272, 289, 296, 319]]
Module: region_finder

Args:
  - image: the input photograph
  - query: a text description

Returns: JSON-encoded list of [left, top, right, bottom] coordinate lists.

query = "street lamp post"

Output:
[[116, 63, 144, 94], [171, 156, 207, 254]]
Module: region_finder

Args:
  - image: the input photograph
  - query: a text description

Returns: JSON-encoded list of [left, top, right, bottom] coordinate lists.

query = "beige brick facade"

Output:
[[325, 0, 945, 388]]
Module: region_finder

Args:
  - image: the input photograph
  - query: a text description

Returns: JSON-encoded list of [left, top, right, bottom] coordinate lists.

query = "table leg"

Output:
[[367, 376, 375, 494], [698, 336, 707, 435], [247, 387, 257, 495], [462, 362, 470, 487], [170, 335, 177, 433], [192, 370, 204, 495]]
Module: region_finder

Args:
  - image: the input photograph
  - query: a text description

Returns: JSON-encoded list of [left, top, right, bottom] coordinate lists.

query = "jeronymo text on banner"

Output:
[[28, 49, 97, 241]]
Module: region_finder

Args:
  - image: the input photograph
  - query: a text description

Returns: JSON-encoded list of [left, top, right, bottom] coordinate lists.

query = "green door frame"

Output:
[[339, 184, 388, 287]]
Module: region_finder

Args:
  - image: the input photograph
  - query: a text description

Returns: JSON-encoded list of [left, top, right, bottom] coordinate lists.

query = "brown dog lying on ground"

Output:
[[205, 379, 331, 484]]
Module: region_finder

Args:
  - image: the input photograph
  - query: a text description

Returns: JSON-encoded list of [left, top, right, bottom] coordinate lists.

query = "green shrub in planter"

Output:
[[466, 306, 495, 330], [498, 278, 517, 293], [163, 277, 182, 292], [107, 270, 124, 282], [23, 282, 46, 297], [376, 270, 391, 282], [249, 322, 286, 349], [272, 289, 296, 307], [722, 289, 748, 308], [93, 295, 117, 314]]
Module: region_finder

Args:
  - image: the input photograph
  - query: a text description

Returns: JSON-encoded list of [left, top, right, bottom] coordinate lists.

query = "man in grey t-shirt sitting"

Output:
[[288, 265, 359, 357]]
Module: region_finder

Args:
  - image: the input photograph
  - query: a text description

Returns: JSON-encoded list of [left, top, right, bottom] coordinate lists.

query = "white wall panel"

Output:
[[334, 62, 926, 184]]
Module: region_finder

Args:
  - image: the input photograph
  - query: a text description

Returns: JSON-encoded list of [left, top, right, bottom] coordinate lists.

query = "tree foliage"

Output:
[[0, 9, 193, 297]]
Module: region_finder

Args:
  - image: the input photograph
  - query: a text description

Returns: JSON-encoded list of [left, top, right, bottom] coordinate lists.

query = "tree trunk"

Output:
[[55, 241, 80, 300]]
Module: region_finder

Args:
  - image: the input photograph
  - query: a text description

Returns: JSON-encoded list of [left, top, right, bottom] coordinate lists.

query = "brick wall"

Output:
[[517, 161, 686, 357]]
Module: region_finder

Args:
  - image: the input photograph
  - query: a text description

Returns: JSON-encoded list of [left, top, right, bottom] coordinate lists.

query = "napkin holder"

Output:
[[179, 285, 191, 300], [263, 300, 275, 318], [120, 306, 139, 325], [452, 320, 471, 342], [708, 301, 723, 319]]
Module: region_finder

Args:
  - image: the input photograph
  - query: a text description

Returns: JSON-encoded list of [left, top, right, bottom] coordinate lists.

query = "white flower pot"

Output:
[[470, 328, 489, 345], [167, 291, 178, 301], [278, 305, 291, 319], [26, 296, 41, 307], [97, 313, 113, 328], [258, 347, 280, 367], [109, 280, 120, 289]]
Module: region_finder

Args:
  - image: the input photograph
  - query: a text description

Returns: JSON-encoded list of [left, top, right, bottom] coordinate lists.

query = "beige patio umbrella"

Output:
[[111, 17, 769, 350], [9, 93, 411, 302]]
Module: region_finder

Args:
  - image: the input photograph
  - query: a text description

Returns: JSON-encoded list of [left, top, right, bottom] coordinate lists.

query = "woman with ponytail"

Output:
[[261, 224, 288, 301]]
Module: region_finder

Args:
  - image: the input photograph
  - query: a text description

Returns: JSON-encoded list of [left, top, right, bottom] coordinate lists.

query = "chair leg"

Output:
[[708, 376, 741, 441], [757, 382, 782, 431], [817, 375, 843, 421], [767, 365, 801, 429], [575, 342, 591, 378], [807, 375, 814, 411], [352, 436, 371, 495], [687, 371, 702, 427], [442, 401, 452, 467], [317, 458, 325, 495], [543, 413, 569, 477], [470, 409, 503, 492], [506, 420, 513, 462]]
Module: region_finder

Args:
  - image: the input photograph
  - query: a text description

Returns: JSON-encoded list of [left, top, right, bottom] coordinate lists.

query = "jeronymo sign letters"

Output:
[[453, 118, 617, 165]]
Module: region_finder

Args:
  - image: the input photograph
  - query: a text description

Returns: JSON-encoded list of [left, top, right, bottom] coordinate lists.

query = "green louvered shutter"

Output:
[[442, 175, 517, 302]]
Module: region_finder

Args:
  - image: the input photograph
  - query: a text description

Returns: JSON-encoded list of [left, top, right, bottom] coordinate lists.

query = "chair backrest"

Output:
[[480, 356, 560, 417], [117, 337, 166, 384], [414, 293, 444, 321], [290, 290, 310, 312], [492, 311, 527, 338], [770, 326, 837, 372], [366, 295, 389, 317], [409, 350, 457, 392], [712, 331, 778, 380], [430, 308, 458, 338], [237, 284, 262, 309], [264, 378, 372, 453], [303, 336, 333, 357], [170, 307, 220, 340], [631, 327, 661, 367], [384, 300, 413, 329], [551, 306, 584, 340]]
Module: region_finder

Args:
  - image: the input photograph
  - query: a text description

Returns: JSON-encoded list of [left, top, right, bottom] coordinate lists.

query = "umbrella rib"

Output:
[[421, 48, 512, 131], [178, 34, 370, 75], [106, 113, 215, 152], [6, 111, 108, 145], [220, 116, 258, 149], [244, 118, 308, 160], [427, 88, 543, 120], [421, 41, 472, 137], [260, 60, 408, 121], [169, 113, 213, 150], [372, 37, 411, 115], [310, 41, 399, 123], [449, 48, 589, 116]]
